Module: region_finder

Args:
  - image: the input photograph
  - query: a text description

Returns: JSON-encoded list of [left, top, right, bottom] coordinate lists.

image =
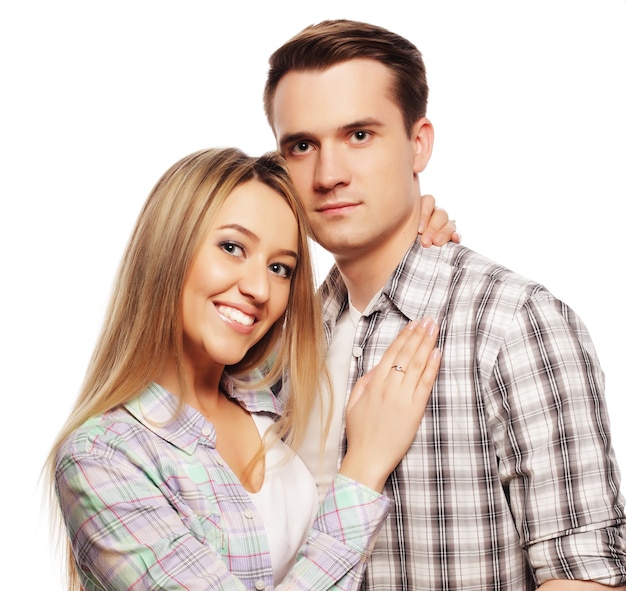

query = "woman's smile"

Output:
[[215, 303, 257, 328], [181, 179, 298, 369]]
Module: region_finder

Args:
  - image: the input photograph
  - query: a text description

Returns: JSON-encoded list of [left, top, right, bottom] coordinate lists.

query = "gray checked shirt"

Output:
[[317, 239, 626, 590]]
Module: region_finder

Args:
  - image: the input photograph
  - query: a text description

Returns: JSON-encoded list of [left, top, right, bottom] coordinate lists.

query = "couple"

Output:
[[47, 19, 626, 591]]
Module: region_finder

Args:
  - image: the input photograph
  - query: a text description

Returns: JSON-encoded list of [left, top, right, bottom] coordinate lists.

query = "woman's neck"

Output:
[[158, 353, 264, 492], [156, 354, 224, 414]]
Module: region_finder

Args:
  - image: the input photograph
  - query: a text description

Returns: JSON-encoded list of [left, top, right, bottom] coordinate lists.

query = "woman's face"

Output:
[[181, 179, 298, 370]]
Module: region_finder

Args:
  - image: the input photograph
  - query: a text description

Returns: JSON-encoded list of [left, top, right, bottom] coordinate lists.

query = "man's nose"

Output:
[[313, 145, 350, 192]]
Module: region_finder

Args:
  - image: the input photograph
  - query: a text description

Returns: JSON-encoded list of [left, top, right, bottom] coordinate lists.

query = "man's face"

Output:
[[271, 58, 429, 264]]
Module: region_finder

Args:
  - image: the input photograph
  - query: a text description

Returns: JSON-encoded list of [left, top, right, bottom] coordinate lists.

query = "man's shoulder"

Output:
[[425, 242, 543, 294], [397, 241, 552, 322]]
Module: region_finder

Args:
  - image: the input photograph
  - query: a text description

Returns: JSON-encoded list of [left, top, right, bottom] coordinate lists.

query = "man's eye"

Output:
[[269, 263, 294, 279], [291, 141, 311, 154], [352, 130, 370, 142]]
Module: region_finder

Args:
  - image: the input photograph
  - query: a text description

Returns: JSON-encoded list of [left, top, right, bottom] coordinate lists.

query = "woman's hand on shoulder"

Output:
[[419, 194, 460, 247]]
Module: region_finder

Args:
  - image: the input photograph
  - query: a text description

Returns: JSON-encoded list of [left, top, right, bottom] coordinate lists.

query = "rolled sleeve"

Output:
[[530, 526, 626, 586], [489, 289, 626, 585]]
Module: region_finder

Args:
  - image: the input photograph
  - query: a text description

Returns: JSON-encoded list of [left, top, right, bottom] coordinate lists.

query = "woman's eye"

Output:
[[269, 263, 294, 279], [220, 241, 244, 257]]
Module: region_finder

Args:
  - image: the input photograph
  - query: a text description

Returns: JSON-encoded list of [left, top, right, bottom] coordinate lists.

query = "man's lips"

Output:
[[316, 201, 359, 214]]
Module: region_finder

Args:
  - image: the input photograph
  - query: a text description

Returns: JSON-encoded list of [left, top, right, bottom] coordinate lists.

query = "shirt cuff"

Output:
[[314, 473, 392, 556], [529, 525, 626, 586]]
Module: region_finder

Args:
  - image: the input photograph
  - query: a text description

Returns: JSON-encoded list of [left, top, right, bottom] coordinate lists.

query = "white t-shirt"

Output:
[[248, 413, 318, 583], [298, 292, 382, 502]]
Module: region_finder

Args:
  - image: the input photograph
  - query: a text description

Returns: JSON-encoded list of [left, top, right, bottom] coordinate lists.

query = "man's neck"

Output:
[[336, 231, 419, 312]]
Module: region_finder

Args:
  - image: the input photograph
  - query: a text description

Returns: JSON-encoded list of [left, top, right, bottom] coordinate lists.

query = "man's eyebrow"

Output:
[[278, 131, 312, 150], [278, 118, 384, 149], [216, 224, 298, 259], [343, 117, 383, 130]]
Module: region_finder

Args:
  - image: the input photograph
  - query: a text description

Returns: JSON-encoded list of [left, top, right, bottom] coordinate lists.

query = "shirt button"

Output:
[[202, 426, 212, 437], [244, 509, 255, 519], [352, 346, 363, 358], [255, 581, 266, 590]]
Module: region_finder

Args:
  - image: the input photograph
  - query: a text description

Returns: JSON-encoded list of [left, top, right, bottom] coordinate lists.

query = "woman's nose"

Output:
[[238, 260, 270, 303]]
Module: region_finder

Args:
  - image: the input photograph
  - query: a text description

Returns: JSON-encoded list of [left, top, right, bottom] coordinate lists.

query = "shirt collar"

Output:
[[224, 371, 284, 415], [319, 238, 459, 327], [123, 375, 282, 455]]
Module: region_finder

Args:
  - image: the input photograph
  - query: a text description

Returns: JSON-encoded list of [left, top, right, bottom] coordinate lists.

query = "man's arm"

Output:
[[538, 580, 625, 589], [490, 289, 626, 587]]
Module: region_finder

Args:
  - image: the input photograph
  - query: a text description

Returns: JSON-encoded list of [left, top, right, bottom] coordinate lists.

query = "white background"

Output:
[[1, 1, 624, 587]]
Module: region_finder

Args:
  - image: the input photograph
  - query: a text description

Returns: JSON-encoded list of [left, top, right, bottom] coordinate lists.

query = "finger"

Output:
[[373, 318, 432, 378], [389, 319, 439, 384], [432, 219, 460, 246], [418, 194, 436, 234], [412, 348, 442, 402], [420, 207, 454, 247], [370, 318, 437, 394]]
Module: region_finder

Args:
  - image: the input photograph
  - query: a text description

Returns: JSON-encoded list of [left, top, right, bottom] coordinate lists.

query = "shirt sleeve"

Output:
[[278, 474, 392, 591], [486, 288, 626, 586], [56, 441, 390, 591]]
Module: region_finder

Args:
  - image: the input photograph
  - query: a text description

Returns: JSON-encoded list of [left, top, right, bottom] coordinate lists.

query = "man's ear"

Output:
[[412, 117, 434, 174]]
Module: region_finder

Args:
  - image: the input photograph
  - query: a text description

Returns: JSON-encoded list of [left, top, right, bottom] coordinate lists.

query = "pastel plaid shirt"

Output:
[[55, 381, 392, 590], [317, 239, 626, 590]]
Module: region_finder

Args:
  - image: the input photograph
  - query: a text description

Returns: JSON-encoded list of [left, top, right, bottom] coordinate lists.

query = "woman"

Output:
[[46, 148, 443, 590]]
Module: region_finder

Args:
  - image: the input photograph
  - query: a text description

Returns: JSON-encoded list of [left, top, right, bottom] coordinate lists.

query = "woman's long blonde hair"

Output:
[[44, 147, 329, 590]]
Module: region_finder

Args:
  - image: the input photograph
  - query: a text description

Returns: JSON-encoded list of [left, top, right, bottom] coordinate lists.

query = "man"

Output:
[[263, 19, 626, 590]]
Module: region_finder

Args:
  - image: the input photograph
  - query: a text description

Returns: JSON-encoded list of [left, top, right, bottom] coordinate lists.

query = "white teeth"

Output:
[[216, 305, 255, 326]]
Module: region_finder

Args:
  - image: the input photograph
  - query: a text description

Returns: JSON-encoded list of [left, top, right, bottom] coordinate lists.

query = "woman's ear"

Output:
[[412, 117, 434, 174]]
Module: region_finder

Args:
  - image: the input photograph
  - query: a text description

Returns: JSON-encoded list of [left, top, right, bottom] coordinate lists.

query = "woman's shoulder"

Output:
[[57, 405, 142, 461], [56, 384, 207, 474]]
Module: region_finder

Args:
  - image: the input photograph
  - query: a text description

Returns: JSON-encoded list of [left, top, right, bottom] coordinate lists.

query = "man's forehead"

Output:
[[272, 60, 395, 139]]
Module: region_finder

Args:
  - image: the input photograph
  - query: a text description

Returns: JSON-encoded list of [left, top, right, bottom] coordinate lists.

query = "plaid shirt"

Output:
[[318, 239, 626, 590], [55, 381, 391, 590]]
